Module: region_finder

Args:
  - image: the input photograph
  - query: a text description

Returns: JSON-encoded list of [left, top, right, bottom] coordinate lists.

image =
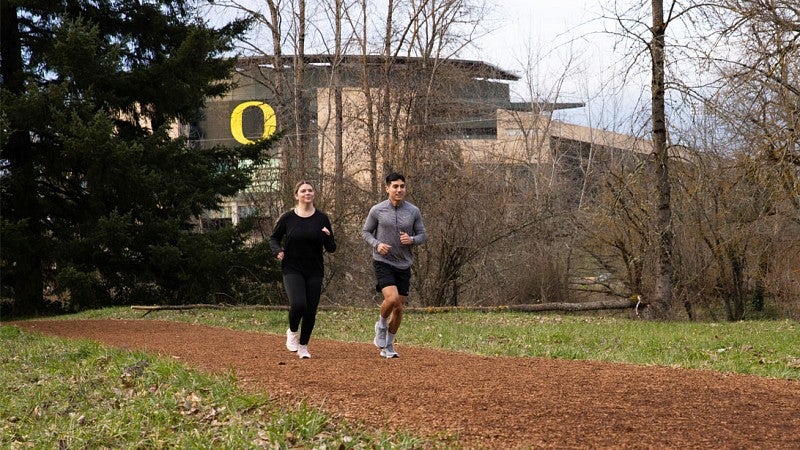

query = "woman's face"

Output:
[[295, 183, 315, 204]]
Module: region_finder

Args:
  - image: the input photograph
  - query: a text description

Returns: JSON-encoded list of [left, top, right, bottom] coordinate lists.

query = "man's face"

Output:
[[386, 180, 406, 204]]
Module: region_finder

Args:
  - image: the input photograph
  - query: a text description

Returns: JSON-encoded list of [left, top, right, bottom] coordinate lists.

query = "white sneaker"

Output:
[[374, 321, 387, 348], [286, 329, 299, 352], [380, 343, 399, 358], [297, 344, 311, 359]]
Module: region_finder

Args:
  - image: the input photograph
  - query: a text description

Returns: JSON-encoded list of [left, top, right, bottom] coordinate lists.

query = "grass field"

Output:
[[2, 307, 798, 448]]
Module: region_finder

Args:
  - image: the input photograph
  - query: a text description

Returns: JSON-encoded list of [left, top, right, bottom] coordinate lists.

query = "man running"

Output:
[[362, 172, 427, 358]]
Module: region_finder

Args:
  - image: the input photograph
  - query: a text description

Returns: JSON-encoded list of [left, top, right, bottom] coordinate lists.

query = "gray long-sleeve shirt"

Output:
[[362, 199, 427, 269]]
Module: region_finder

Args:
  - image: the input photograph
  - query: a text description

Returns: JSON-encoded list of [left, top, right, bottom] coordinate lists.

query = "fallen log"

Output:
[[131, 304, 227, 311], [407, 297, 644, 314], [508, 297, 643, 312], [131, 296, 645, 316]]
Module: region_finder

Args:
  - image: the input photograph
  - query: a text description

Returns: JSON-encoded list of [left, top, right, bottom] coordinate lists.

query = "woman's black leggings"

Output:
[[283, 273, 323, 345]]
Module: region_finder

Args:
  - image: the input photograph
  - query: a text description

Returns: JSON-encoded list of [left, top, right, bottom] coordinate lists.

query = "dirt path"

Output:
[[12, 319, 800, 449]]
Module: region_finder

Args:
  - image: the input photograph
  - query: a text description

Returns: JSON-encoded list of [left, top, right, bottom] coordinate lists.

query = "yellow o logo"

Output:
[[230, 101, 276, 144]]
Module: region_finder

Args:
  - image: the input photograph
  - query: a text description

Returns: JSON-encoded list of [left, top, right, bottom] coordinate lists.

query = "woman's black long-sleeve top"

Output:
[[269, 209, 336, 276]]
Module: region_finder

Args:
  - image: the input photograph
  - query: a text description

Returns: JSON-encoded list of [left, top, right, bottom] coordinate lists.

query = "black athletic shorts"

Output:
[[373, 260, 411, 296]]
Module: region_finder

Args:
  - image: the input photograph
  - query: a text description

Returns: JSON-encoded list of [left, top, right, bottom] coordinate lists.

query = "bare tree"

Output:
[[599, 0, 712, 319], [210, 0, 314, 191], [695, 0, 800, 317], [646, 0, 674, 319], [704, 0, 799, 216], [597, 0, 800, 319]]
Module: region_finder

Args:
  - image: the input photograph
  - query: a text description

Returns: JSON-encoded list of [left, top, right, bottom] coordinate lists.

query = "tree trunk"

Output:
[[265, 0, 290, 204], [333, 0, 344, 213], [294, 0, 308, 178], [650, 0, 673, 319], [380, 0, 394, 185], [358, 0, 380, 195]]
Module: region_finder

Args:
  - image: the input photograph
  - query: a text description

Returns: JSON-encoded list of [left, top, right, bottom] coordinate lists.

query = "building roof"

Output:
[[236, 54, 519, 81], [508, 101, 585, 112]]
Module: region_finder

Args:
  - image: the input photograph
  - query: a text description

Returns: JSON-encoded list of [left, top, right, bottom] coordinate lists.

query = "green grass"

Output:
[[0, 325, 432, 449], [4, 307, 798, 448], [73, 306, 800, 379]]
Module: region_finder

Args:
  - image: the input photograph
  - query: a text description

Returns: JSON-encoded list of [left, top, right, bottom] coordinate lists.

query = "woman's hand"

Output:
[[277, 251, 284, 261], [321, 226, 330, 236]]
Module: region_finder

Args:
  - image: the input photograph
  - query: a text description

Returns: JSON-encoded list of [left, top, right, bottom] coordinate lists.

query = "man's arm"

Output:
[[361, 207, 380, 248], [412, 209, 427, 245]]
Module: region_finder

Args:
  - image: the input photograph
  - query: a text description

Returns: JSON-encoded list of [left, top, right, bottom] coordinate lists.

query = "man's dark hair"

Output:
[[385, 172, 405, 185]]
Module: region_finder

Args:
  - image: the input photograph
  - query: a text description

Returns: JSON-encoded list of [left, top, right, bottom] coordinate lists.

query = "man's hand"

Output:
[[399, 232, 413, 246], [377, 242, 391, 255]]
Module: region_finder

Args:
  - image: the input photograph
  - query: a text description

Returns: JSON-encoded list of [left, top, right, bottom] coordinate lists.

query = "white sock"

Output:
[[379, 316, 388, 328], [386, 332, 396, 346]]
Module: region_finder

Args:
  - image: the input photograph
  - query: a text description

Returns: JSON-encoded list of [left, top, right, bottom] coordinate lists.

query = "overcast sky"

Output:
[[466, 0, 598, 70], [464, 1, 646, 131], [208, 0, 646, 131]]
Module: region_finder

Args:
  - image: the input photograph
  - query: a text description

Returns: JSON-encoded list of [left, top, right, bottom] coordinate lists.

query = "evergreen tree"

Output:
[[1, 0, 278, 316]]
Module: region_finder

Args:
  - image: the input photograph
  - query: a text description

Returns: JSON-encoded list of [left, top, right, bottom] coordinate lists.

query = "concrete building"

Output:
[[186, 55, 654, 226]]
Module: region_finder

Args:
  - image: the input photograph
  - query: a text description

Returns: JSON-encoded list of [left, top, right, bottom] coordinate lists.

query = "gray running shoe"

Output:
[[286, 329, 299, 352], [380, 343, 399, 358], [373, 321, 387, 348]]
